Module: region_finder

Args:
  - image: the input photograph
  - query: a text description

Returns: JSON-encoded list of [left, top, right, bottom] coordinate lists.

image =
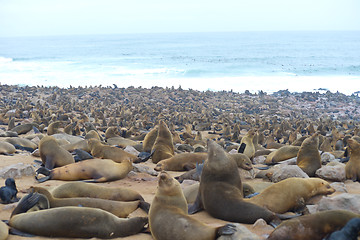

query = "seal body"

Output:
[[193, 140, 277, 224], [51, 182, 144, 201], [0, 220, 8, 240], [245, 178, 335, 213], [142, 126, 159, 153], [39, 135, 74, 169], [154, 152, 207, 171], [297, 133, 321, 176], [239, 130, 256, 159], [38, 158, 132, 182], [265, 145, 300, 164], [267, 210, 359, 240], [149, 171, 234, 240], [0, 141, 16, 155], [345, 138, 360, 181], [9, 207, 148, 238], [151, 120, 174, 163]]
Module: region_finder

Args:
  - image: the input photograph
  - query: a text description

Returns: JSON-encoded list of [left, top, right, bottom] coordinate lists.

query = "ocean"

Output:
[[0, 31, 359, 94]]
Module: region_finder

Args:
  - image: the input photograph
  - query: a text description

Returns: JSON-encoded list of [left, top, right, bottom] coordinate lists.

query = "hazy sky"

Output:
[[0, 0, 359, 37]]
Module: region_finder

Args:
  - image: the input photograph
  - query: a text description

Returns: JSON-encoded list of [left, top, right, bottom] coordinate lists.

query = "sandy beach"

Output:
[[1, 85, 360, 239]]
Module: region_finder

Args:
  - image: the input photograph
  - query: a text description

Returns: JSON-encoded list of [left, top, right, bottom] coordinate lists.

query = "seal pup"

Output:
[[296, 133, 321, 177], [267, 210, 359, 240], [39, 135, 74, 169], [87, 138, 140, 163], [345, 138, 360, 181], [51, 182, 145, 202], [245, 177, 335, 213], [36, 158, 132, 183], [189, 140, 284, 224], [0, 178, 19, 204], [149, 171, 236, 240], [9, 206, 148, 238], [31, 186, 143, 218], [151, 120, 174, 163], [0, 141, 16, 155]]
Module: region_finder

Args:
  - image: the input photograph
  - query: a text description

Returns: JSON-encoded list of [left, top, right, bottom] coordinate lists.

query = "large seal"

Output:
[[31, 186, 143, 217], [296, 133, 321, 176], [345, 138, 360, 181], [154, 152, 207, 171], [149, 171, 235, 240], [5, 137, 38, 152], [38, 135, 74, 169], [267, 210, 359, 240], [9, 206, 148, 238], [265, 145, 300, 164], [36, 158, 132, 183], [189, 140, 283, 224], [327, 217, 360, 240], [151, 120, 174, 163], [87, 138, 140, 163], [51, 182, 145, 201], [245, 177, 335, 213]]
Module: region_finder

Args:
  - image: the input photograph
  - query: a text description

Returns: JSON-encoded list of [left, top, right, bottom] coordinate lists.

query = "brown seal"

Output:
[[10, 123, 38, 135], [36, 158, 132, 183], [84, 129, 101, 140], [31, 186, 142, 218], [46, 121, 67, 135], [87, 138, 139, 163], [9, 206, 148, 238], [265, 145, 300, 164], [154, 152, 207, 171], [0, 141, 16, 155], [296, 133, 321, 177], [5, 137, 38, 151], [149, 171, 235, 240], [51, 181, 144, 201], [245, 177, 335, 213], [227, 153, 253, 170], [189, 140, 281, 224], [267, 210, 359, 240], [142, 126, 158, 152], [38, 135, 74, 169], [151, 120, 174, 163], [239, 129, 256, 159], [0, 219, 8, 240], [345, 138, 360, 181]]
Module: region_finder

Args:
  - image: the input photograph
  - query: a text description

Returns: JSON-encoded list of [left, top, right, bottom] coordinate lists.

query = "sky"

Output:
[[0, 0, 360, 37]]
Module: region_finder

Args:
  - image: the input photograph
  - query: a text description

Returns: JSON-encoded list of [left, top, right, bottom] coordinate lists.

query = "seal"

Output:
[[296, 133, 321, 177], [239, 129, 256, 159], [46, 121, 67, 135], [36, 158, 133, 183], [0, 141, 16, 155], [10, 123, 38, 135], [245, 177, 335, 213], [84, 129, 101, 140], [265, 145, 300, 164], [61, 139, 90, 152], [5, 137, 37, 152], [154, 152, 207, 171], [151, 120, 174, 163], [228, 153, 253, 170], [87, 138, 140, 163], [142, 126, 158, 152], [149, 171, 236, 240], [0, 178, 19, 204], [267, 210, 359, 240], [189, 140, 283, 224], [31, 186, 143, 218], [51, 181, 145, 202], [345, 138, 360, 181], [38, 135, 74, 169], [326, 217, 360, 240], [9, 206, 148, 238]]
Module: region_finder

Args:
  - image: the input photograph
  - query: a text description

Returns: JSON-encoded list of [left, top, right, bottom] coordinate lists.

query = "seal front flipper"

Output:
[[188, 193, 203, 214], [35, 167, 51, 183], [238, 143, 246, 153], [216, 223, 237, 237], [139, 201, 150, 213], [9, 228, 35, 237]]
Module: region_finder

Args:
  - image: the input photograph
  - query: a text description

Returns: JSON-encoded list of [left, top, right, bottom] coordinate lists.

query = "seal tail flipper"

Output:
[[139, 201, 150, 213], [238, 143, 246, 153], [216, 223, 237, 238], [11, 192, 40, 217], [9, 228, 35, 237], [276, 212, 302, 220], [188, 193, 203, 214]]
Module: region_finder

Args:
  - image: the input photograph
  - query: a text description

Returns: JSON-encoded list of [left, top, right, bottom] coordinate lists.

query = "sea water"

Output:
[[0, 31, 359, 94]]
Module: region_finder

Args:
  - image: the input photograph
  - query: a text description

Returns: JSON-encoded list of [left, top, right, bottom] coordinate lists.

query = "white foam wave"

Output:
[[0, 56, 13, 63]]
